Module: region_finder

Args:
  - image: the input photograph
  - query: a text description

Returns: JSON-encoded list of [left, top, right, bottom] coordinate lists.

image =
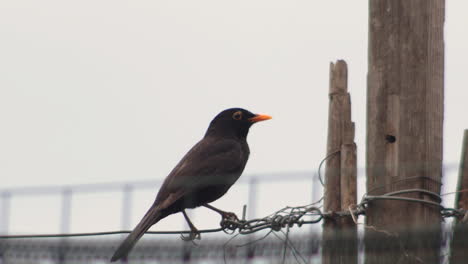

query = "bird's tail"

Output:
[[110, 205, 163, 262]]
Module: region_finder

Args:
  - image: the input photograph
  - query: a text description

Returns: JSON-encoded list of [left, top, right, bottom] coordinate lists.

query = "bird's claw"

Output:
[[220, 211, 241, 232], [222, 211, 239, 222], [180, 229, 201, 241]]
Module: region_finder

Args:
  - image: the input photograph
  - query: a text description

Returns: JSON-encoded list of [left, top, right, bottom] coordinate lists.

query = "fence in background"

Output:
[[0, 167, 463, 264], [1, 225, 467, 264], [2, 232, 319, 264], [0, 172, 323, 235]]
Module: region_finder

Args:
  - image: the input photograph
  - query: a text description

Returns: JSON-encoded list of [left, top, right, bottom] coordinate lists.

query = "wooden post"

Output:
[[323, 60, 357, 264], [449, 130, 468, 264], [366, 1, 445, 263], [454, 130, 468, 219], [340, 121, 357, 264]]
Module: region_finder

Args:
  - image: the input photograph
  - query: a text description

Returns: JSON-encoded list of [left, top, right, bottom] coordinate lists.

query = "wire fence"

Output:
[[0, 165, 464, 263], [2, 185, 464, 237], [0, 165, 461, 236], [1, 186, 466, 264], [1, 188, 464, 239], [1, 233, 321, 264], [1, 224, 467, 264], [0, 171, 325, 236]]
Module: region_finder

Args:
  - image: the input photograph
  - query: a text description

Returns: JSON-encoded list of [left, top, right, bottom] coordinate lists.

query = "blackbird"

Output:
[[110, 108, 271, 261]]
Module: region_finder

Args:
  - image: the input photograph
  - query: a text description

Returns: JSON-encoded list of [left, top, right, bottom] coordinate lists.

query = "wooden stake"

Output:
[[340, 121, 357, 264], [449, 129, 468, 264], [323, 60, 357, 264], [366, 1, 445, 263], [454, 130, 468, 218]]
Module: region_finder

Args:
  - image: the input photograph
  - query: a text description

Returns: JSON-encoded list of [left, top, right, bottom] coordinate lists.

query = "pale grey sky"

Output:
[[0, 1, 467, 235]]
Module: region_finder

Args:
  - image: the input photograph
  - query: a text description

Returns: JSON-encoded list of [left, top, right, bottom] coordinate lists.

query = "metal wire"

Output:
[[0, 228, 224, 239], [220, 204, 324, 235], [0, 188, 464, 240], [361, 188, 466, 219], [317, 149, 341, 186]]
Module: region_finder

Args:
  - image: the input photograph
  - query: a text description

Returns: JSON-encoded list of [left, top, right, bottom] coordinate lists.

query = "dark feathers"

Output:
[[111, 108, 270, 261]]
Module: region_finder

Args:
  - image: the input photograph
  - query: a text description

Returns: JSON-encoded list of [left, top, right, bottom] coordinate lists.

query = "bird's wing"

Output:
[[154, 137, 248, 209]]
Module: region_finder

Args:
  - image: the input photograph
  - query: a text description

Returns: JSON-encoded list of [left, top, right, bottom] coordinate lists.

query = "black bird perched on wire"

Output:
[[110, 108, 271, 262]]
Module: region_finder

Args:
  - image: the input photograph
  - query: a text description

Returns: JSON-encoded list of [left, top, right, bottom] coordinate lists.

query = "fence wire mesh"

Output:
[[1, 225, 468, 264]]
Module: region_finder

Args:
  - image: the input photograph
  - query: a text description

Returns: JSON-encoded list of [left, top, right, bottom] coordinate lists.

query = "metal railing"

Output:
[[0, 171, 323, 235]]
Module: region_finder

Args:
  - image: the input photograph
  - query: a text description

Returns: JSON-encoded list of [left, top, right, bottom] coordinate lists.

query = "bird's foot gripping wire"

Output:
[[203, 204, 241, 232], [181, 210, 201, 242], [220, 216, 241, 233], [203, 204, 239, 221], [220, 211, 239, 222], [180, 226, 201, 241]]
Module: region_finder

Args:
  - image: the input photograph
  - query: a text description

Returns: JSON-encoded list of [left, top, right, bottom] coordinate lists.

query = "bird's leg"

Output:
[[203, 204, 239, 221], [180, 210, 201, 241]]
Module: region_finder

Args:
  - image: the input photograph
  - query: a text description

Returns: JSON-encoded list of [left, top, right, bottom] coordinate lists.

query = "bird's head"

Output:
[[205, 108, 271, 139]]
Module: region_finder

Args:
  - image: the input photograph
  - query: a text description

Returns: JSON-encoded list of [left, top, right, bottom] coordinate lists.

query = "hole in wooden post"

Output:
[[385, 135, 396, 143]]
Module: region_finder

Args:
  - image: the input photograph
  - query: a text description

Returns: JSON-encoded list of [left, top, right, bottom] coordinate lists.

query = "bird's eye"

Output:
[[232, 111, 242, 120]]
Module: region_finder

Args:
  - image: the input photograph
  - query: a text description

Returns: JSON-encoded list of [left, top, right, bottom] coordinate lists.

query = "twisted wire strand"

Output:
[[0, 188, 464, 240], [220, 204, 324, 235], [361, 188, 466, 219]]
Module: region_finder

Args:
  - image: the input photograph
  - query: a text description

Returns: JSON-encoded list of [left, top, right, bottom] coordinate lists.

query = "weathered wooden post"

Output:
[[340, 120, 357, 264], [365, 1, 445, 263], [323, 60, 357, 264], [449, 130, 468, 264]]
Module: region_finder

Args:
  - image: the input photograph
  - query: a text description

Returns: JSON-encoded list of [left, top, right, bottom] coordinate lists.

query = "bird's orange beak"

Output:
[[248, 114, 272, 123]]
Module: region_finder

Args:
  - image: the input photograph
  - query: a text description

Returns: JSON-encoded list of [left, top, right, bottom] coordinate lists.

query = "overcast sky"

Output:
[[1, 1, 467, 235]]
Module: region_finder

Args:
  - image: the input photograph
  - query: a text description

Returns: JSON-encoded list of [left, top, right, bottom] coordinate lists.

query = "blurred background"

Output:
[[0, 1, 467, 263]]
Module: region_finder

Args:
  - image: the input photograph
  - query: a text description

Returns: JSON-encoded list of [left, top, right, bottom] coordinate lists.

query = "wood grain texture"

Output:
[[340, 121, 357, 264], [365, 1, 444, 263], [323, 60, 357, 264]]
